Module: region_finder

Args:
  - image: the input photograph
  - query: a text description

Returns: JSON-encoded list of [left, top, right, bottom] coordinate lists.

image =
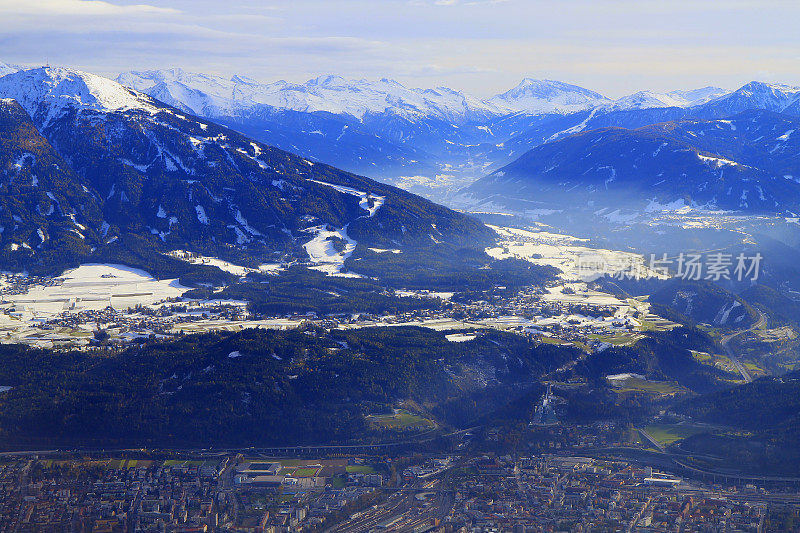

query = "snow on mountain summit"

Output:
[[610, 87, 730, 111], [0, 66, 158, 124], [0, 62, 20, 78], [488, 78, 611, 114], [117, 69, 502, 122], [696, 81, 800, 117], [119, 70, 615, 120], [256, 75, 502, 121], [117, 68, 241, 116], [673, 86, 731, 106]]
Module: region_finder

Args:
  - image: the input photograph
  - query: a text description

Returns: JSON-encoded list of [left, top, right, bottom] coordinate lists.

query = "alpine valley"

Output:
[[0, 66, 498, 278], [0, 62, 799, 485], [107, 67, 800, 288]]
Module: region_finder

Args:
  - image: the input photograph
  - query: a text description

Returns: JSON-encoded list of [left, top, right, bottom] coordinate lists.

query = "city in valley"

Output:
[[2, 439, 796, 532]]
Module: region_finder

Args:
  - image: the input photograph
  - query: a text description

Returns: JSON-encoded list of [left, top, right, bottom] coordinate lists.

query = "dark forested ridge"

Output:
[[0, 327, 577, 449], [649, 279, 758, 329], [681, 370, 800, 430], [465, 112, 800, 213], [0, 100, 104, 272], [568, 326, 731, 392], [0, 321, 746, 450], [677, 371, 800, 474]]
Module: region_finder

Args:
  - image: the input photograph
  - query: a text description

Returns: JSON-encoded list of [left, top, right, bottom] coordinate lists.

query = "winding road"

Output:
[[719, 310, 767, 383]]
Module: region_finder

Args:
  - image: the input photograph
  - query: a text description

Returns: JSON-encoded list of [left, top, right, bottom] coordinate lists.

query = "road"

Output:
[[0, 427, 479, 460], [638, 428, 667, 454], [638, 428, 800, 483], [719, 310, 767, 383]]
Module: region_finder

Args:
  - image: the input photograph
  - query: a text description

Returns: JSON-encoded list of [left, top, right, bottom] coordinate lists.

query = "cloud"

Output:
[[409, 0, 508, 4], [0, 0, 180, 16], [0, 0, 798, 97]]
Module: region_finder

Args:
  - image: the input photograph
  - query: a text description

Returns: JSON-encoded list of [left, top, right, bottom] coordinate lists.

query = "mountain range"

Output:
[[1, 61, 799, 267], [464, 110, 800, 214], [0, 66, 492, 276], [106, 68, 800, 216], [110, 68, 753, 192]]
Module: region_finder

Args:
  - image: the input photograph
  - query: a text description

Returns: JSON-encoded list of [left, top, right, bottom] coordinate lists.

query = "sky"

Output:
[[0, 0, 799, 98]]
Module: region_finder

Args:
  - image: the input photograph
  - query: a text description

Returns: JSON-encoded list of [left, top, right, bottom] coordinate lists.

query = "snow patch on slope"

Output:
[[308, 179, 385, 217]]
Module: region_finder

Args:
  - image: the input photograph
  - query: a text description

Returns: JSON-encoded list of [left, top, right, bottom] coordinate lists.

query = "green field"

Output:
[[587, 332, 642, 346], [690, 350, 712, 363], [644, 424, 709, 446], [292, 467, 320, 477], [346, 465, 376, 474], [368, 409, 435, 430], [690, 350, 741, 376], [276, 459, 310, 467], [610, 376, 683, 396], [538, 336, 572, 346], [744, 362, 764, 373]]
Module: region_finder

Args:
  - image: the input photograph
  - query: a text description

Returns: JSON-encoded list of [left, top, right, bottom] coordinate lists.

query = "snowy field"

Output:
[[486, 225, 666, 281], [171, 317, 306, 334], [2, 264, 188, 318], [303, 225, 362, 277], [302, 180, 385, 277], [542, 284, 623, 305], [445, 332, 477, 342], [167, 250, 284, 276]]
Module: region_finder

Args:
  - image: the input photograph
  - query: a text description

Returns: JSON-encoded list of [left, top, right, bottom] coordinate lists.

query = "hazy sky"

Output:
[[0, 0, 798, 98]]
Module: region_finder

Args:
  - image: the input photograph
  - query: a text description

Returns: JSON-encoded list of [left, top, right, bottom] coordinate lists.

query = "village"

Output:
[[0, 229, 675, 351]]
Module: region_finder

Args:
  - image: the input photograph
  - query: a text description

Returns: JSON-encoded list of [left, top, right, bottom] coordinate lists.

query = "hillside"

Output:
[[677, 371, 800, 474], [0, 67, 496, 278], [647, 110, 800, 180], [464, 117, 800, 213], [0, 327, 578, 448], [0, 99, 104, 270], [649, 280, 758, 329]]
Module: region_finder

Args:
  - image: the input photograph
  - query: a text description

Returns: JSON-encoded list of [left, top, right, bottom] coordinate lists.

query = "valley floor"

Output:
[[0, 224, 677, 350]]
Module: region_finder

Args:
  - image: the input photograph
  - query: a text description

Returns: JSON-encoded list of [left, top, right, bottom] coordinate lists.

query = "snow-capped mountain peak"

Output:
[[737, 80, 800, 98], [488, 78, 611, 114], [0, 66, 158, 125], [230, 74, 260, 86], [0, 62, 20, 78], [697, 81, 800, 116], [609, 86, 730, 111], [610, 90, 684, 110], [118, 69, 503, 122], [307, 74, 349, 87], [672, 86, 730, 106]]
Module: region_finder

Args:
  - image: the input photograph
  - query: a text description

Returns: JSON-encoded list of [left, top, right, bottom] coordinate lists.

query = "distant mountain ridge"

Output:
[[115, 68, 742, 120], [107, 68, 750, 187], [464, 110, 800, 214], [0, 63, 20, 78], [5, 63, 800, 216], [609, 87, 728, 111], [117, 69, 504, 123], [487, 78, 611, 114]]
